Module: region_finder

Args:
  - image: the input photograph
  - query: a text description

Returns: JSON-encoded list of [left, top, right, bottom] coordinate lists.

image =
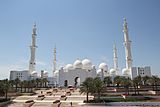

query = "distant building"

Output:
[[10, 70, 29, 81], [131, 66, 151, 79]]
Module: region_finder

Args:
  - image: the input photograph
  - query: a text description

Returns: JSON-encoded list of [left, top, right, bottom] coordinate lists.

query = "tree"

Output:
[[93, 77, 104, 100], [19, 81, 24, 93], [132, 75, 142, 95], [9, 80, 15, 89], [30, 79, 36, 92], [80, 77, 94, 102], [114, 76, 122, 88], [3, 79, 10, 100], [147, 76, 160, 91], [0, 80, 5, 97], [23, 80, 28, 93], [142, 76, 150, 85], [14, 78, 20, 92], [0, 79, 10, 100], [103, 76, 112, 86], [120, 77, 132, 95], [35, 78, 40, 88], [42, 78, 48, 87]]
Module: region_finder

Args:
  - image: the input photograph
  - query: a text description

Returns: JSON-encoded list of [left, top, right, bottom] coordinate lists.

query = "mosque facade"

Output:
[[9, 18, 151, 86]]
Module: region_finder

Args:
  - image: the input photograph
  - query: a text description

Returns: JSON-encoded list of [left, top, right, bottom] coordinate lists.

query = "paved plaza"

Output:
[[6, 88, 93, 107]]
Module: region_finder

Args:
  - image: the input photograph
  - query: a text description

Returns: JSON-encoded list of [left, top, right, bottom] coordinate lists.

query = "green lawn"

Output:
[[88, 97, 153, 103]]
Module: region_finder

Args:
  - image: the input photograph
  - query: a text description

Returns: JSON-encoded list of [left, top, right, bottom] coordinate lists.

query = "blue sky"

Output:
[[0, 0, 160, 79]]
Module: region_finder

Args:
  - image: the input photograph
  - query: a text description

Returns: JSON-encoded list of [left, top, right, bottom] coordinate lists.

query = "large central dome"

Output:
[[99, 63, 108, 71], [73, 59, 83, 69], [82, 59, 92, 70]]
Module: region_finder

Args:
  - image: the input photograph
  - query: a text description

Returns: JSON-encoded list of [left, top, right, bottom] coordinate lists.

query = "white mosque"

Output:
[[10, 18, 151, 87]]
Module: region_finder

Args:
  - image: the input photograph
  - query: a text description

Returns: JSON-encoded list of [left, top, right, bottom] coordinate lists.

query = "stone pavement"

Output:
[[6, 88, 93, 107]]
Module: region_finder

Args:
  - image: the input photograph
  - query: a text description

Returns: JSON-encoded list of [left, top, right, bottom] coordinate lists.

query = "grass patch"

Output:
[[87, 97, 153, 103]]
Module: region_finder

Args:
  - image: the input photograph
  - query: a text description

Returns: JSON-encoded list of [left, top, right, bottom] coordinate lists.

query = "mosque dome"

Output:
[[31, 71, 38, 77], [82, 59, 92, 70], [99, 63, 108, 71], [65, 64, 74, 70], [122, 68, 130, 76], [31, 71, 37, 75], [110, 68, 116, 75], [73, 59, 83, 69], [92, 65, 96, 69], [43, 71, 48, 76], [54, 70, 59, 76], [54, 70, 59, 74], [97, 69, 102, 75]]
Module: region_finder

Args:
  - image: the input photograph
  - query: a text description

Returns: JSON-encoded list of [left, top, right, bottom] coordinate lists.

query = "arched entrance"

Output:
[[64, 80, 68, 87], [74, 77, 80, 87]]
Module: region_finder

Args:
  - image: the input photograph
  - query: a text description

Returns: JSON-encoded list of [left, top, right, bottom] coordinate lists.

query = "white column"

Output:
[[123, 18, 132, 69], [113, 43, 118, 74], [29, 24, 37, 74]]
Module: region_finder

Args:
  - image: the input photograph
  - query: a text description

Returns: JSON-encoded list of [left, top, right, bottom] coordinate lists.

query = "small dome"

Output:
[[43, 71, 48, 75], [54, 70, 59, 74], [31, 71, 38, 77], [110, 69, 116, 75], [82, 59, 92, 70], [73, 59, 82, 69], [31, 71, 37, 75], [122, 68, 130, 75], [65, 64, 74, 70], [54, 70, 59, 76], [99, 63, 108, 71], [92, 65, 96, 69], [97, 69, 102, 75]]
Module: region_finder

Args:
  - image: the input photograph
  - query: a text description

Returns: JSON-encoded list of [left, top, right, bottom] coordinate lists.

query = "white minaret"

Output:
[[123, 18, 132, 70], [113, 43, 118, 74], [29, 23, 37, 74]]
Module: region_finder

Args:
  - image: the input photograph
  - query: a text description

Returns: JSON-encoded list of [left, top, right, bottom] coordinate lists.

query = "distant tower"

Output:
[[53, 45, 57, 74], [29, 23, 37, 74], [123, 18, 132, 70], [113, 43, 118, 74]]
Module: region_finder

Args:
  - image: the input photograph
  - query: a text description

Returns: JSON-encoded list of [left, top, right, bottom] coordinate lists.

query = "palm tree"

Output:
[[23, 80, 28, 93], [147, 76, 160, 91], [14, 78, 20, 92], [35, 78, 40, 88], [9, 80, 15, 89], [114, 76, 122, 88], [142, 76, 150, 86], [103, 76, 112, 86], [19, 81, 24, 93], [3, 79, 10, 100], [132, 75, 142, 95], [120, 77, 132, 95], [80, 77, 94, 102], [0, 79, 10, 100], [42, 78, 48, 88], [30, 79, 36, 92], [93, 77, 104, 100]]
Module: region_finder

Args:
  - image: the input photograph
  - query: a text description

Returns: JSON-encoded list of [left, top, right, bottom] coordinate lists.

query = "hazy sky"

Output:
[[0, 0, 160, 79]]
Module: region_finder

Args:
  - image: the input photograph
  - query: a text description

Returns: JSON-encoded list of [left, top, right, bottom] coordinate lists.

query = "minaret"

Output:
[[29, 23, 37, 74], [53, 45, 57, 73], [113, 43, 118, 74], [123, 18, 132, 70]]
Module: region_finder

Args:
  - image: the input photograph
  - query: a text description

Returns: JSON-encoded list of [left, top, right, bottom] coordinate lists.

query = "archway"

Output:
[[64, 80, 68, 87], [74, 77, 80, 87]]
